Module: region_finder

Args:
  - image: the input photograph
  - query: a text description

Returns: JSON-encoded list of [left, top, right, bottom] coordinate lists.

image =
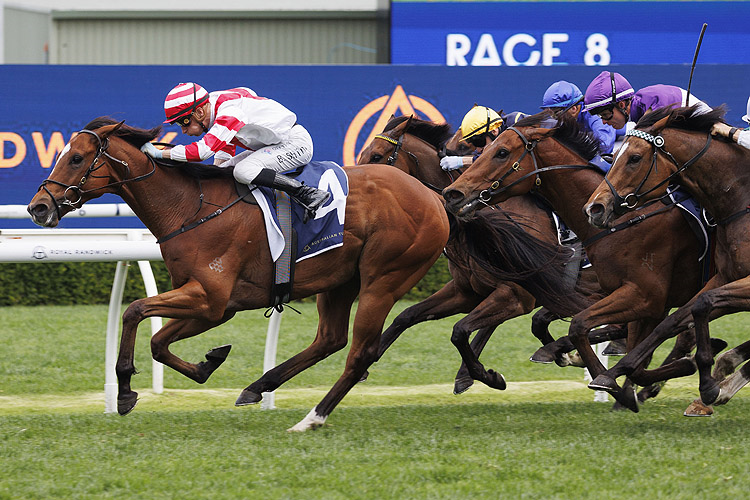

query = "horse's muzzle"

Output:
[[27, 200, 60, 227]]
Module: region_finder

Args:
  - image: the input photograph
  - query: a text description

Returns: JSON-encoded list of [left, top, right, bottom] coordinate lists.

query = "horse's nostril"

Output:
[[588, 203, 604, 216], [442, 189, 461, 202], [29, 203, 49, 217]]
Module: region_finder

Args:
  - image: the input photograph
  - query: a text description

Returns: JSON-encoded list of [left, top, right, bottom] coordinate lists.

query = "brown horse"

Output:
[[27, 117, 450, 432], [585, 105, 750, 409], [442, 111, 708, 411], [358, 115, 625, 394]]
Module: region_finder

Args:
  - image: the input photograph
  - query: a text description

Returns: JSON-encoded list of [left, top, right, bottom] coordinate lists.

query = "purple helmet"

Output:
[[583, 71, 634, 112]]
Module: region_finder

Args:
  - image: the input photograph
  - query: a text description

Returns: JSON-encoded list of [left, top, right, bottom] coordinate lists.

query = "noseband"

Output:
[[606, 128, 712, 215], [36, 128, 156, 221]]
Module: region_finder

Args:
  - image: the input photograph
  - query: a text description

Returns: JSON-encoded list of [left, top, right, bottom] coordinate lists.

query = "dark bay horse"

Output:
[[358, 115, 624, 393], [441, 111, 708, 411], [27, 118, 451, 432], [585, 105, 750, 410]]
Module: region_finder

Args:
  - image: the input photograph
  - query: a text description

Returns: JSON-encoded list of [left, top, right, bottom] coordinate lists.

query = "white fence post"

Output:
[[261, 309, 282, 410]]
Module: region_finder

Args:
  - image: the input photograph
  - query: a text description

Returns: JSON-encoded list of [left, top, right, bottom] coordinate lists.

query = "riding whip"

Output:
[[686, 23, 707, 106]]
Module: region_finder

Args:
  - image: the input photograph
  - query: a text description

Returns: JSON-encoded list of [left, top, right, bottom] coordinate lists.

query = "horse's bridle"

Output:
[[373, 133, 457, 192], [605, 128, 712, 216], [36, 128, 156, 221], [476, 126, 594, 204]]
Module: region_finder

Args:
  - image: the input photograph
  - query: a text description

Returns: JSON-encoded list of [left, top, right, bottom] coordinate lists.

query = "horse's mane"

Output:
[[383, 115, 453, 149], [84, 117, 160, 147], [446, 209, 595, 317], [85, 116, 233, 179], [512, 110, 600, 161], [634, 104, 727, 132]]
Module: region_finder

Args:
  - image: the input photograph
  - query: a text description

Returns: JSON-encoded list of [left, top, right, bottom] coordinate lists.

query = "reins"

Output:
[[469, 124, 684, 245], [476, 126, 593, 204]]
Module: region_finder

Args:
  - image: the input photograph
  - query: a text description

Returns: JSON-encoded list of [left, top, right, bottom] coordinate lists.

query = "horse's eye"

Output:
[[71, 154, 84, 165], [494, 149, 509, 159], [627, 154, 642, 164], [370, 154, 383, 163]]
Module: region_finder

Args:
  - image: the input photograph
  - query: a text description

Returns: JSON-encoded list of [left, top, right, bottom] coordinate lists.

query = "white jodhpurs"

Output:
[[229, 125, 314, 185]]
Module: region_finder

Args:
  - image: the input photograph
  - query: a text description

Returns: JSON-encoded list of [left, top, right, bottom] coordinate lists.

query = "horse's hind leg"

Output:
[[288, 288, 396, 432], [235, 281, 359, 406]]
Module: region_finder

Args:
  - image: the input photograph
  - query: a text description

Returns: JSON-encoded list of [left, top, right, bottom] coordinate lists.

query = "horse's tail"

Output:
[[446, 211, 596, 317]]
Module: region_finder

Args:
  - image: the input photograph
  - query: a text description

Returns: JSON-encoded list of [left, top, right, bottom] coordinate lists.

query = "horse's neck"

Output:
[[535, 150, 602, 239], [118, 156, 228, 240], [677, 142, 750, 221], [407, 136, 452, 190]]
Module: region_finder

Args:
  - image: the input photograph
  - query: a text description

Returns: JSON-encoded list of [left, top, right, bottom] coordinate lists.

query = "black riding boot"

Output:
[[254, 168, 331, 222]]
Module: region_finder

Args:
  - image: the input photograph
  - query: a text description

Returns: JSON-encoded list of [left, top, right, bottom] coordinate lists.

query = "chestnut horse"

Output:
[[358, 115, 624, 393], [442, 111, 708, 411], [585, 105, 750, 410], [27, 117, 451, 432]]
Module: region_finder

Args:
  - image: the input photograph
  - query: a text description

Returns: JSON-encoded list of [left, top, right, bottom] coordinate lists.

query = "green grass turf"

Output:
[[2, 302, 750, 499]]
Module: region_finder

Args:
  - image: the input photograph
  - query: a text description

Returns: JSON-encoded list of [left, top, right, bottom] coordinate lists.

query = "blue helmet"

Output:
[[540, 81, 584, 109]]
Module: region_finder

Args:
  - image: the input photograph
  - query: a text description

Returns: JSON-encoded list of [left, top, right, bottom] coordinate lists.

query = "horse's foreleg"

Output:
[[713, 339, 750, 380], [378, 280, 481, 360], [529, 323, 628, 365], [530, 308, 559, 345], [453, 326, 497, 395], [451, 283, 534, 393], [690, 278, 750, 405], [150, 313, 236, 383], [116, 280, 226, 415], [236, 281, 359, 406], [569, 286, 653, 412]]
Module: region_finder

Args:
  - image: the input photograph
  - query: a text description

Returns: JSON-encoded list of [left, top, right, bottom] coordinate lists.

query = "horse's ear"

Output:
[[99, 120, 126, 139], [390, 114, 413, 138], [651, 115, 670, 132]]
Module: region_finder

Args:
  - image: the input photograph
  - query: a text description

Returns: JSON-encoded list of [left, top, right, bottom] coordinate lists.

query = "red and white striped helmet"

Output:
[[163, 82, 209, 124]]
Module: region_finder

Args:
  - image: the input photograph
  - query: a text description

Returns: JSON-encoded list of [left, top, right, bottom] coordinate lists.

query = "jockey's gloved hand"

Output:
[[140, 142, 163, 159], [440, 156, 464, 171]]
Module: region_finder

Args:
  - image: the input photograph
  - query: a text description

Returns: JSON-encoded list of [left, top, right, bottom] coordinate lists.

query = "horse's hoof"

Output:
[[561, 352, 586, 368], [485, 369, 507, 390], [117, 391, 138, 416], [684, 398, 713, 416], [636, 381, 666, 403], [235, 388, 263, 406], [711, 337, 728, 355], [610, 400, 629, 412], [699, 380, 721, 405], [453, 375, 474, 395], [588, 374, 619, 393], [602, 338, 627, 356], [530, 347, 557, 364], [206, 344, 232, 362], [615, 385, 639, 413]]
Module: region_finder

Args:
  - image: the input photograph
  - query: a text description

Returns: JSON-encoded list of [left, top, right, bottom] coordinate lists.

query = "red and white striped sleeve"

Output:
[[169, 95, 248, 162]]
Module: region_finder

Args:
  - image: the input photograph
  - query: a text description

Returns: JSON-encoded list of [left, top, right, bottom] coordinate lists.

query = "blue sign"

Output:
[[392, 1, 750, 65], [1, 64, 747, 229]]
